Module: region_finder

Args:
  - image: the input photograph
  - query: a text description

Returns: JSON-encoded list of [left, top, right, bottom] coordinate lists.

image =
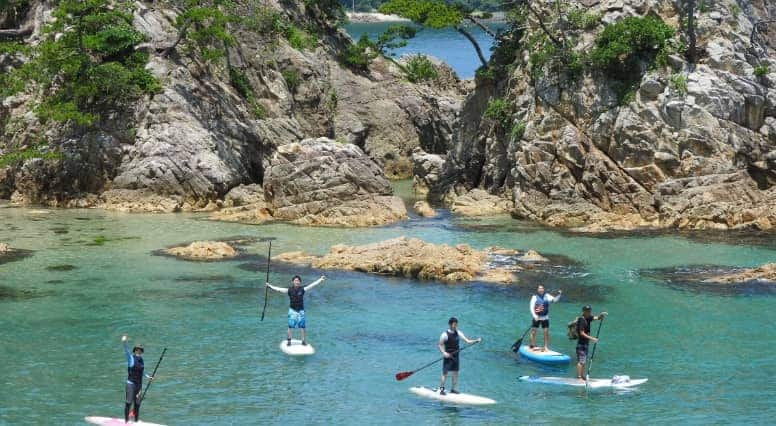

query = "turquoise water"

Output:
[[344, 22, 505, 78], [0, 188, 775, 425]]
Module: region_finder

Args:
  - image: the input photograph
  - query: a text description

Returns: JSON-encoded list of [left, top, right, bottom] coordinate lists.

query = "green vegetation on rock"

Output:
[[402, 54, 438, 82], [589, 16, 675, 80], [754, 64, 769, 77]]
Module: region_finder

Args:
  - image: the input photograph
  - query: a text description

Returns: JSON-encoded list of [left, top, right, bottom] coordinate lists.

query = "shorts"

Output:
[[125, 382, 140, 405], [576, 344, 589, 364], [532, 319, 549, 328], [442, 355, 459, 373], [287, 308, 306, 329]]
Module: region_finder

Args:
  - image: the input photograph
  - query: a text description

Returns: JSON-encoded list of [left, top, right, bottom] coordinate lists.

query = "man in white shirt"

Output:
[[529, 285, 562, 351], [437, 317, 482, 395]]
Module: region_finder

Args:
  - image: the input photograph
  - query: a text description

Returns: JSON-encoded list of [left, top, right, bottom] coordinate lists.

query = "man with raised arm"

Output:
[[266, 275, 325, 346], [121, 335, 153, 423], [529, 285, 562, 351]]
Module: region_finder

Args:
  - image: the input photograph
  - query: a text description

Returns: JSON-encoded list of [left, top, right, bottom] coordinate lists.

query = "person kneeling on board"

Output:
[[575, 306, 606, 380], [122, 335, 153, 423], [266, 275, 325, 346], [529, 285, 562, 352], [438, 317, 482, 395]]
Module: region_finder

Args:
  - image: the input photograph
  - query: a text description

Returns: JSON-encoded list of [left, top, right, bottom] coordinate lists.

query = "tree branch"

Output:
[[465, 16, 496, 38], [457, 26, 488, 67], [0, 25, 33, 39], [161, 19, 193, 57]]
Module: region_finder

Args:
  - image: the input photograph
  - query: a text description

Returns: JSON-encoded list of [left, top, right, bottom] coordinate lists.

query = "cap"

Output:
[[582, 305, 592, 311], [448, 317, 458, 325]]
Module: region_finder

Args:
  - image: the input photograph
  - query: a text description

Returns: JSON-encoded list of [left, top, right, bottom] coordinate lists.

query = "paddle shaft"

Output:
[[138, 347, 167, 403], [396, 341, 478, 380], [586, 315, 605, 380], [260, 240, 272, 321]]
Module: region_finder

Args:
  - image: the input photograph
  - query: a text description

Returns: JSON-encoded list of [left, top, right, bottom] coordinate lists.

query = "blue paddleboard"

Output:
[[517, 345, 571, 364]]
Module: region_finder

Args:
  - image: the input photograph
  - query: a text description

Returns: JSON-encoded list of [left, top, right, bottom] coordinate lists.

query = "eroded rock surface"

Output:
[[703, 263, 776, 283], [263, 138, 407, 227]]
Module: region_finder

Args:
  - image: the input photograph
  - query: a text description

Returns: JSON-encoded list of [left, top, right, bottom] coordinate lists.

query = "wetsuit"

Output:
[[123, 343, 144, 422]]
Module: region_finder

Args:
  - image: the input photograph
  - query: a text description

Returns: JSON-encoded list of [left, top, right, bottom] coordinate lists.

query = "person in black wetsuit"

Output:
[[121, 335, 153, 423], [267, 275, 325, 346], [437, 317, 482, 395], [576, 306, 606, 380]]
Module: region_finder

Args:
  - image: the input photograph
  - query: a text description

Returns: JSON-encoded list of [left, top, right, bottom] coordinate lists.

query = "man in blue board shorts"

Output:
[[121, 335, 153, 423], [438, 317, 482, 395], [529, 285, 562, 351], [576, 306, 606, 380], [267, 275, 325, 346]]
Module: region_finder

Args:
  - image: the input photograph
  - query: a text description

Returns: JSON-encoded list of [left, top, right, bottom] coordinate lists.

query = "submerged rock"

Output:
[[165, 241, 238, 260], [0, 243, 8, 253], [263, 138, 407, 227], [703, 264, 776, 284], [275, 237, 552, 284]]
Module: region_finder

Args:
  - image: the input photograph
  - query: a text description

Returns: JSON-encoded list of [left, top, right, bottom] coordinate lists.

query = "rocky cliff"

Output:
[[434, 0, 776, 231], [0, 0, 462, 213]]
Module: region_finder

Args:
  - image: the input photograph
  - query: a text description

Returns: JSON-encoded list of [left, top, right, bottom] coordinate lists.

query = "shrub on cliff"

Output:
[[589, 16, 675, 80], [1, 0, 159, 126]]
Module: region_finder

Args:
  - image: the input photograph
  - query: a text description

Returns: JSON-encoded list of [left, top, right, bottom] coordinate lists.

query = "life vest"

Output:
[[288, 286, 305, 311], [535, 294, 549, 316], [127, 355, 144, 386], [444, 330, 459, 353]]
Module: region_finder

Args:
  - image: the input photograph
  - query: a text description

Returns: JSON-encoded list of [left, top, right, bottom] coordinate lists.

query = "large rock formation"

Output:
[[275, 236, 553, 284], [0, 1, 462, 209], [263, 138, 407, 226], [434, 0, 776, 231]]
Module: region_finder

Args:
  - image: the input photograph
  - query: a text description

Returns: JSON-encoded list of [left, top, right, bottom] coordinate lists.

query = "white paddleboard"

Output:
[[85, 416, 166, 426], [518, 375, 648, 389], [279, 339, 315, 356], [410, 386, 496, 405]]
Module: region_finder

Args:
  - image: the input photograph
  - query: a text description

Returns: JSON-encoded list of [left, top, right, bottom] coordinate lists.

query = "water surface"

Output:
[[0, 193, 774, 424]]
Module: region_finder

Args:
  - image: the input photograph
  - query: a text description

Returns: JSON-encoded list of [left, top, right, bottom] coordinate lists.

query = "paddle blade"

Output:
[[395, 371, 413, 381], [511, 338, 523, 353]]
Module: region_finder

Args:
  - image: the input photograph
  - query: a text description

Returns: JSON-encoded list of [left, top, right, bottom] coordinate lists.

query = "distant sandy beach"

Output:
[[346, 12, 410, 23]]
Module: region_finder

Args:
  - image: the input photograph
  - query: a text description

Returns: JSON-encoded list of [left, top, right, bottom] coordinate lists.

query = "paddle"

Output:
[[395, 340, 480, 381], [585, 313, 606, 385], [510, 325, 533, 353], [260, 240, 272, 321]]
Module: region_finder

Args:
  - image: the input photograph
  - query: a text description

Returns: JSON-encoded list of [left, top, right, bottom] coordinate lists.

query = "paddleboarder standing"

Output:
[[121, 335, 153, 423], [576, 306, 606, 380], [438, 317, 482, 395], [529, 285, 561, 351], [266, 275, 325, 346]]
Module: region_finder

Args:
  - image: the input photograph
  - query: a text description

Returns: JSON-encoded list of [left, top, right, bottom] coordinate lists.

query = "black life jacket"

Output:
[[444, 330, 459, 353], [288, 286, 305, 311], [127, 355, 144, 386]]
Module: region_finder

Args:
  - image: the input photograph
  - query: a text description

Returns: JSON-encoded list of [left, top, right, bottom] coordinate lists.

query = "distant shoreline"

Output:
[[346, 11, 507, 24], [346, 12, 410, 23]]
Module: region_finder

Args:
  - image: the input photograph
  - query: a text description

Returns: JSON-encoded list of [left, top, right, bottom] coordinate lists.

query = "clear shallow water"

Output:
[[344, 22, 505, 78], [0, 192, 775, 425]]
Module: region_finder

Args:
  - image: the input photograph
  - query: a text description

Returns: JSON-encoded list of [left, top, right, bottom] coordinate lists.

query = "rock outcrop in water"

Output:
[[0, 243, 9, 253], [165, 241, 238, 260], [276, 236, 550, 283], [431, 0, 776, 232], [0, 1, 462, 210], [703, 263, 776, 283], [263, 138, 407, 226]]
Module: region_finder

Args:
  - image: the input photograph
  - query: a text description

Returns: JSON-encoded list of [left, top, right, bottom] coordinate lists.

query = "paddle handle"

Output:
[[260, 241, 272, 321], [139, 347, 167, 403]]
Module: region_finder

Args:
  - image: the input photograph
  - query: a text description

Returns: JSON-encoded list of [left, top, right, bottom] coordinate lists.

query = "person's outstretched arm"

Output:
[[304, 275, 326, 291], [122, 335, 134, 367], [550, 290, 562, 303], [457, 331, 482, 345], [266, 283, 288, 294]]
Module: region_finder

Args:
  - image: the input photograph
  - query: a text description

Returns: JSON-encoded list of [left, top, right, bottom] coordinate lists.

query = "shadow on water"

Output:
[[171, 274, 238, 284], [45, 264, 77, 272], [640, 265, 776, 296], [0, 285, 53, 301], [0, 248, 34, 265]]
